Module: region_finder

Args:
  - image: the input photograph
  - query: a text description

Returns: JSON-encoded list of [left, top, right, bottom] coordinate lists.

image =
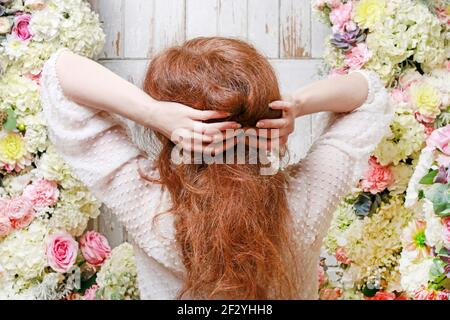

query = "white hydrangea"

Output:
[[388, 163, 414, 195], [29, 5, 61, 42], [1, 35, 30, 60], [0, 221, 48, 288], [399, 251, 434, 294], [423, 200, 445, 248], [23, 114, 48, 154], [96, 243, 140, 300], [2, 170, 35, 196]]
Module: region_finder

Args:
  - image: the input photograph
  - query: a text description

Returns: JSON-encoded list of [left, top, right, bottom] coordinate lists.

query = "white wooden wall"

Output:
[[88, 0, 330, 247]]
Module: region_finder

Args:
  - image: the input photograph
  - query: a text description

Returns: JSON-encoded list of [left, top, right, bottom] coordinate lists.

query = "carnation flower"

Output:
[[360, 156, 394, 194], [23, 179, 59, 210], [4, 196, 35, 230], [330, 1, 353, 34]]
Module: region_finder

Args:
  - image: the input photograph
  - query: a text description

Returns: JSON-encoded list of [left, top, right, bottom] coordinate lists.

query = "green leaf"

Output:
[[3, 108, 17, 132], [77, 274, 97, 295], [424, 184, 450, 217], [419, 170, 438, 185]]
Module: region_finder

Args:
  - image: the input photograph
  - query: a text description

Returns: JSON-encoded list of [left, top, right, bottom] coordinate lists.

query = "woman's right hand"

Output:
[[150, 101, 242, 153]]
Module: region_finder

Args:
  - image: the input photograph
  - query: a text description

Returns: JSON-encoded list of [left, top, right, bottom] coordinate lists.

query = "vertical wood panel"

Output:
[[123, 0, 154, 58], [279, 0, 311, 58], [90, 0, 123, 58], [151, 0, 186, 56], [186, 0, 219, 39], [218, 0, 248, 38], [247, 0, 279, 58], [311, 10, 331, 58]]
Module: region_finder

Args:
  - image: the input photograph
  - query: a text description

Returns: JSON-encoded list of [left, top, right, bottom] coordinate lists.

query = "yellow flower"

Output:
[[0, 132, 27, 164], [354, 0, 386, 30], [410, 83, 441, 118]]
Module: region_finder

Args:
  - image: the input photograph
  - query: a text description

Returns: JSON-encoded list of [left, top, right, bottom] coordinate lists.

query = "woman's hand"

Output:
[[151, 101, 242, 153], [254, 100, 298, 151]]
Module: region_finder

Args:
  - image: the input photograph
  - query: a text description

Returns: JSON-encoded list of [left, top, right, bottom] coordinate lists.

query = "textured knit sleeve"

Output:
[[40, 49, 184, 275], [287, 70, 394, 246]]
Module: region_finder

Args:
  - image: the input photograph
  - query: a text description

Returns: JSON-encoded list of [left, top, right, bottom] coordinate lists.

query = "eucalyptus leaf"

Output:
[[353, 193, 373, 217], [424, 184, 450, 217], [419, 169, 438, 185], [3, 108, 17, 132]]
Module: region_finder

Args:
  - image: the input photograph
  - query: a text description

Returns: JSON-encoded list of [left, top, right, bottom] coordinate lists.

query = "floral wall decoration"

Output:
[[0, 0, 138, 300], [315, 0, 450, 300]]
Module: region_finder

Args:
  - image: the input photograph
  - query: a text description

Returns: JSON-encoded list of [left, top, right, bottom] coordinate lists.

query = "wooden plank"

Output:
[[151, 0, 186, 56], [123, 0, 154, 58], [279, 0, 311, 58], [311, 9, 331, 58], [186, 0, 219, 39], [101, 60, 149, 87], [247, 0, 279, 58], [90, 0, 123, 58], [218, 0, 248, 39], [97, 206, 126, 249]]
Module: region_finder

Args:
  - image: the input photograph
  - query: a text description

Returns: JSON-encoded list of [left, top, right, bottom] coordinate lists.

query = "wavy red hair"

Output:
[[143, 37, 299, 299]]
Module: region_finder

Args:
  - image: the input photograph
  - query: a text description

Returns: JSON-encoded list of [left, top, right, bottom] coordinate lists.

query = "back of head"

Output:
[[143, 37, 299, 299]]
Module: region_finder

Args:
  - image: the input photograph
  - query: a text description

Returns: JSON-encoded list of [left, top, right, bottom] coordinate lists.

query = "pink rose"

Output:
[[345, 43, 372, 70], [427, 125, 450, 155], [0, 214, 12, 238], [330, 1, 353, 34], [335, 247, 352, 265], [46, 233, 79, 273], [23, 179, 59, 209], [79, 231, 111, 266], [83, 285, 99, 300], [437, 291, 450, 300], [361, 157, 394, 194], [12, 14, 32, 41], [4, 196, 35, 229], [390, 88, 410, 105], [365, 291, 396, 300]]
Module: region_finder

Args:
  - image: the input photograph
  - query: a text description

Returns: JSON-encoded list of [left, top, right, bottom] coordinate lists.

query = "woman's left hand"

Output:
[[254, 100, 297, 150]]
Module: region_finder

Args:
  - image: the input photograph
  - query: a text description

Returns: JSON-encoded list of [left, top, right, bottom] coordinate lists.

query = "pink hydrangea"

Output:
[[330, 1, 353, 34], [345, 43, 372, 70], [12, 14, 32, 41], [3, 196, 35, 230], [79, 231, 111, 266], [23, 179, 59, 209], [361, 157, 394, 194], [46, 232, 79, 273]]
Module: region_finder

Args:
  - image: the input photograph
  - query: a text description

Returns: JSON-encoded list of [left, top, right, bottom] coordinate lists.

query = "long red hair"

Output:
[[143, 37, 299, 299]]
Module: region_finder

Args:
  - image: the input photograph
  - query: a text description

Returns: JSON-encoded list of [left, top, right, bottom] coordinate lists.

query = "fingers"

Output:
[[189, 109, 231, 121], [256, 118, 290, 129], [193, 121, 241, 135], [269, 100, 295, 112]]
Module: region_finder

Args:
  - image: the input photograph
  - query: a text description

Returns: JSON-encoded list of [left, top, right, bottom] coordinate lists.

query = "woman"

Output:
[[40, 37, 392, 300]]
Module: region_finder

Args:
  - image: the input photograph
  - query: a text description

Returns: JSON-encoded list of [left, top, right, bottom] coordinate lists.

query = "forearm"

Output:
[[55, 51, 157, 129], [291, 72, 369, 117]]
